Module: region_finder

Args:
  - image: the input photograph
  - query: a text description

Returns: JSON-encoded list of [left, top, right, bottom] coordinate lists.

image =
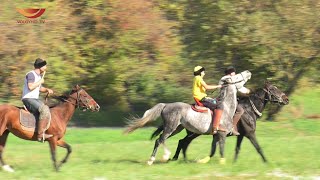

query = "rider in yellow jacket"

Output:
[[193, 66, 223, 134]]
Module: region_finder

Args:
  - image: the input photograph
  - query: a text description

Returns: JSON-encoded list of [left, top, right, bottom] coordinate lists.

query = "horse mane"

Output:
[[47, 88, 79, 108], [48, 95, 69, 108], [237, 88, 265, 101]]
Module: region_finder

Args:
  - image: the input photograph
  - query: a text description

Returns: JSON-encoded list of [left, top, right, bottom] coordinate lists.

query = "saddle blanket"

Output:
[[19, 109, 50, 132]]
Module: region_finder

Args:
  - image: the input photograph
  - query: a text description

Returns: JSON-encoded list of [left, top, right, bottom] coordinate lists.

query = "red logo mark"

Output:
[[16, 8, 46, 18]]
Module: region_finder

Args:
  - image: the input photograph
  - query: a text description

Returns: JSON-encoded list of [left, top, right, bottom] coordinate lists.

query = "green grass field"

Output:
[[1, 86, 319, 179], [1, 119, 320, 180]]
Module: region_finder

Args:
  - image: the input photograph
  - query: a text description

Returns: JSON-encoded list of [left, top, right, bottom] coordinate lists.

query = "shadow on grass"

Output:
[[91, 158, 198, 165]]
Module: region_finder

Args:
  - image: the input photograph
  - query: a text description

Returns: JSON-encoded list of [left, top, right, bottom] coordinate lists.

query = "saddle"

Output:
[[191, 104, 210, 113], [191, 98, 214, 119], [191, 99, 227, 133], [19, 107, 50, 132]]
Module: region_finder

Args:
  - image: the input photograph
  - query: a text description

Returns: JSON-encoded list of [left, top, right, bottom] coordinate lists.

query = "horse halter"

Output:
[[262, 86, 285, 104], [66, 89, 96, 110]]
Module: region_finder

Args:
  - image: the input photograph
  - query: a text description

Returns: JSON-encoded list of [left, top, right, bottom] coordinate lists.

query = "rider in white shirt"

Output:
[[221, 66, 250, 135], [22, 58, 54, 142]]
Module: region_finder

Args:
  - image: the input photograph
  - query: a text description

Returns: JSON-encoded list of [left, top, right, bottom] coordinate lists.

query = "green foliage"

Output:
[[0, 0, 319, 121]]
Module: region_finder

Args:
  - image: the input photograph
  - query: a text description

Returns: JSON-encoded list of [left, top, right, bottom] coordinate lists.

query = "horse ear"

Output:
[[72, 85, 81, 92], [264, 79, 272, 87], [265, 78, 273, 83]]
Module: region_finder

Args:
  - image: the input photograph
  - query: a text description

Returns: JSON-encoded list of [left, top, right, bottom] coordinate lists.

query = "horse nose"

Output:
[[96, 104, 100, 111], [282, 95, 289, 104]]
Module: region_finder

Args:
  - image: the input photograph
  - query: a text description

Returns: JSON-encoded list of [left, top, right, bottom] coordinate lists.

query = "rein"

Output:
[[248, 89, 269, 117], [49, 89, 83, 108], [249, 97, 262, 117], [249, 87, 283, 117]]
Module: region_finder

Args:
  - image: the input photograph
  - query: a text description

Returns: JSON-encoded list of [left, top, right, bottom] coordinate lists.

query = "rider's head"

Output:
[[194, 66, 205, 76], [224, 66, 236, 76], [34, 58, 47, 72]]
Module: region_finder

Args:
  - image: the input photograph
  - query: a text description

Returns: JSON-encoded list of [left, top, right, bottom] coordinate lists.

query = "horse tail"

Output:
[[124, 103, 166, 134], [150, 125, 164, 140]]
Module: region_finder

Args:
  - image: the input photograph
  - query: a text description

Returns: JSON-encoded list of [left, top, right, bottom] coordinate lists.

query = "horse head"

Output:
[[221, 70, 251, 88], [69, 85, 100, 111], [263, 81, 289, 105], [233, 70, 252, 89]]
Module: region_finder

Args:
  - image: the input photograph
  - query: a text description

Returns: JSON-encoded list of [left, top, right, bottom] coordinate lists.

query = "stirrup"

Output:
[[38, 133, 53, 143], [212, 127, 226, 134], [231, 128, 240, 136], [212, 128, 218, 135]]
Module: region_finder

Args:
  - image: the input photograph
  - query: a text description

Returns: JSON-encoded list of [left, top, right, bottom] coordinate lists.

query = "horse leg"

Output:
[[161, 125, 184, 162], [233, 135, 244, 163], [202, 133, 227, 164], [161, 143, 171, 162], [247, 133, 267, 162], [197, 134, 219, 164], [56, 139, 72, 169], [48, 138, 59, 171], [172, 131, 200, 161], [0, 130, 14, 173], [209, 134, 219, 158], [148, 128, 174, 165], [218, 132, 227, 164], [148, 137, 163, 165]]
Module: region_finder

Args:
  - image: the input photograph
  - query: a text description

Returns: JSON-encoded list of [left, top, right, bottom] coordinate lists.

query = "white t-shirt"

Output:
[[219, 74, 250, 94], [22, 70, 42, 99]]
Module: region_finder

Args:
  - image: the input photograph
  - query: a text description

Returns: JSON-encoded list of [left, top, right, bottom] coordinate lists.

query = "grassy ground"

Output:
[[1, 119, 320, 180], [0, 85, 319, 179]]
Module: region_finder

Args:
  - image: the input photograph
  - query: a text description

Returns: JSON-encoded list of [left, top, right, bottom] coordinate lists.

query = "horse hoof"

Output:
[[219, 158, 226, 165], [170, 158, 177, 161], [147, 157, 155, 165], [2, 165, 14, 173], [161, 154, 171, 162], [197, 156, 210, 164], [147, 160, 154, 165]]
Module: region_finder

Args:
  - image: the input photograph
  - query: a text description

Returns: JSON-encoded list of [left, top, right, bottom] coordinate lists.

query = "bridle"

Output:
[[249, 85, 285, 116], [51, 89, 96, 110], [262, 86, 285, 104], [66, 89, 83, 108]]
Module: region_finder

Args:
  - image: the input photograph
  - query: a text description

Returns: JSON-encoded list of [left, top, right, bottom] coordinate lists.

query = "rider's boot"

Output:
[[212, 109, 225, 134], [37, 105, 53, 142], [232, 113, 241, 136], [37, 120, 53, 142]]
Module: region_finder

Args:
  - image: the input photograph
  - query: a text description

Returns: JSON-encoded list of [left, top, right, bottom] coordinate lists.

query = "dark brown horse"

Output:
[[0, 85, 100, 172]]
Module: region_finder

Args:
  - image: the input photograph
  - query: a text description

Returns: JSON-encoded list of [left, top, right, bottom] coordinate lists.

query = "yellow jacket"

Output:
[[192, 76, 207, 100]]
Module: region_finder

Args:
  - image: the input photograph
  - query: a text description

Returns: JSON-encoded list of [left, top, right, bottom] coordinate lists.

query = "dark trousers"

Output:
[[235, 104, 244, 116], [200, 97, 223, 111], [22, 98, 44, 115]]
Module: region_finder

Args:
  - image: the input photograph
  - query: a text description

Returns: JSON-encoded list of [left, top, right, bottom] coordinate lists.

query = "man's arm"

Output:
[[238, 87, 250, 94], [40, 87, 53, 94], [27, 72, 44, 91]]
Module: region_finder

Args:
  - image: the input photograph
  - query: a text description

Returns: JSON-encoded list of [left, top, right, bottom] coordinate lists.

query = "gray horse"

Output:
[[167, 81, 289, 164], [124, 71, 252, 165]]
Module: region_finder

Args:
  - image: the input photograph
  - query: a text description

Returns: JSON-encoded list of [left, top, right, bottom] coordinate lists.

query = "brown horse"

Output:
[[0, 85, 100, 172]]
